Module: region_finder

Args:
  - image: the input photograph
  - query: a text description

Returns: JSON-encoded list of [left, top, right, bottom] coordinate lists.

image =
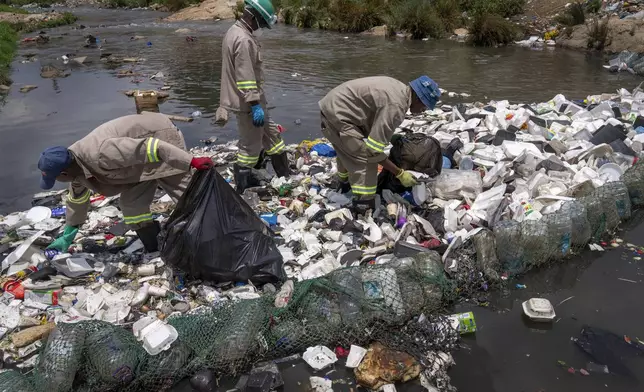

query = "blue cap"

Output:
[[409, 76, 441, 110], [38, 146, 72, 190]]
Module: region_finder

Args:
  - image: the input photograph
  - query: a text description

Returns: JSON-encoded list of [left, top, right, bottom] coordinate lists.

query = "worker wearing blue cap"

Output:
[[319, 75, 441, 213], [37, 113, 214, 253]]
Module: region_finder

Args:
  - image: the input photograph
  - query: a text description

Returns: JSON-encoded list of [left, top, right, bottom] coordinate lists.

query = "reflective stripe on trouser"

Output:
[[68, 189, 91, 204], [321, 117, 377, 199], [236, 110, 284, 168], [119, 172, 192, 230], [335, 155, 349, 182]]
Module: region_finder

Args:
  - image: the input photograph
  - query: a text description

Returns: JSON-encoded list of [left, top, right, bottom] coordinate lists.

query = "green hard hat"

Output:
[[244, 0, 277, 28]]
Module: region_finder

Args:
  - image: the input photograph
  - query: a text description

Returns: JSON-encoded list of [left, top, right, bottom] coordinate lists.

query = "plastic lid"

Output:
[[26, 206, 52, 224]]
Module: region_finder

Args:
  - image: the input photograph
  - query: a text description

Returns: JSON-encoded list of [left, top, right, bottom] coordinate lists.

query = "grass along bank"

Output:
[[0, 9, 78, 87], [0, 22, 18, 87], [272, 0, 525, 46]]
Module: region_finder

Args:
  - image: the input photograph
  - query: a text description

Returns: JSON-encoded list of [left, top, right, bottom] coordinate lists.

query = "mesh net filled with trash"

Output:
[[3, 83, 644, 391], [2, 258, 461, 392]]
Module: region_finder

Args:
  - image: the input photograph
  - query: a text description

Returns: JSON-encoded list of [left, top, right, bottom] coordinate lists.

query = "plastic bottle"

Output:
[[459, 156, 474, 170], [612, 152, 636, 167], [130, 283, 150, 306], [34, 327, 85, 391], [274, 280, 294, 308], [147, 285, 168, 297], [3, 280, 25, 299], [14, 266, 38, 280], [585, 362, 609, 374]]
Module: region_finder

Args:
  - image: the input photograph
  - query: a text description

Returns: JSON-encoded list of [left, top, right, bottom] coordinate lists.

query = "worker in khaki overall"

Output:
[[37, 113, 214, 253], [219, 0, 290, 193], [319, 75, 441, 213]]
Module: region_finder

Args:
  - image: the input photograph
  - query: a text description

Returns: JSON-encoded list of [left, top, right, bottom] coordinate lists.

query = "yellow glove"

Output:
[[396, 169, 417, 187]]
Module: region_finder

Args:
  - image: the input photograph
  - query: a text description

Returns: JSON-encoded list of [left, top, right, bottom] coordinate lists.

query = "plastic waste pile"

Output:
[[605, 51, 644, 76], [599, 0, 644, 18], [2, 84, 644, 391]]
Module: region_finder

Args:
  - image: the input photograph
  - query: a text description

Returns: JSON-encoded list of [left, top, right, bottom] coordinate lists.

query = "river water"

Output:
[[1, 7, 642, 213], [1, 8, 644, 392]]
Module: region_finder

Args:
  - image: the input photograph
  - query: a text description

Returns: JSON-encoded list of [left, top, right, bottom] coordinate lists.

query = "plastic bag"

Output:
[[310, 143, 336, 157], [378, 133, 443, 193], [160, 168, 285, 284]]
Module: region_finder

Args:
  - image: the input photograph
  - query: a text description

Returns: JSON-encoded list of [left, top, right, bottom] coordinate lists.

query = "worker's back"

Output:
[[318, 76, 410, 137]]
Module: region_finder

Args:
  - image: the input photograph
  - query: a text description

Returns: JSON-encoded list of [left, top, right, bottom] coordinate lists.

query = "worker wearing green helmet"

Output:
[[219, 0, 289, 193]]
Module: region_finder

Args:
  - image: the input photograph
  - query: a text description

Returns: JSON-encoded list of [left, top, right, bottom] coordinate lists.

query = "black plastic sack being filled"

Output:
[[160, 168, 286, 284]]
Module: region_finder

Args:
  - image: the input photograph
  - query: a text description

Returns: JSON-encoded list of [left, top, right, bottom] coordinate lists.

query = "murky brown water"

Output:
[[0, 7, 641, 212]]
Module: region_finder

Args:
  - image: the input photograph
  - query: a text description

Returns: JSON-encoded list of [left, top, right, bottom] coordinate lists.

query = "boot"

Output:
[[136, 221, 161, 253], [271, 152, 291, 178], [234, 163, 257, 194], [351, 198, 376, 217], [330, 178, 351, 194], [253, 150, 266, 170]]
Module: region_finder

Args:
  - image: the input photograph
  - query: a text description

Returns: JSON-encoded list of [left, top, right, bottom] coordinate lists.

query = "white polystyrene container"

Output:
[[522, 298, 556, 322], [132, 316, 157, 341], [140, 319, 178, 355]]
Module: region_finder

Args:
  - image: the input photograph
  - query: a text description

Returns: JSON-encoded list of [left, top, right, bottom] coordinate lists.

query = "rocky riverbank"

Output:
[[164, 0, 234, 22], [557, 16, 644, 54]]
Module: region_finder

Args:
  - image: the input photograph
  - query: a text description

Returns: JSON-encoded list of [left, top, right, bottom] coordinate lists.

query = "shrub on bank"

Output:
[[586, 17, 609, 50], [0, 21, 18, 86], [586, 0, 602, 14], [0, 4, 29, 13], [5, 0, 56, 7], [461, 0, 526, 18], [469, 13, 518, 46], [276, 0, 527, 39], [326, 0, 385, 33], [555, 2, 585, 27], [102, 0, 199, 10], [234, 1, 245, 19], [386, 0, 444, 39], [433, 0, 461, 33]]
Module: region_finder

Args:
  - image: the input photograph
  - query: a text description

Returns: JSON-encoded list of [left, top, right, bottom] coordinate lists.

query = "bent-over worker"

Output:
[[220, 0, 290, 193], [37, 113, 214, 253], [319, 75, 441, 212]]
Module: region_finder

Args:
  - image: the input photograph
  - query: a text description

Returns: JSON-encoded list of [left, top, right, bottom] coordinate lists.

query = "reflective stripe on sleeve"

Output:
[[365, 137, 386, 153]]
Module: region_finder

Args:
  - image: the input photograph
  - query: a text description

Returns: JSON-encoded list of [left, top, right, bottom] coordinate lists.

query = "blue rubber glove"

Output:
[[251, 104, 265, 127]]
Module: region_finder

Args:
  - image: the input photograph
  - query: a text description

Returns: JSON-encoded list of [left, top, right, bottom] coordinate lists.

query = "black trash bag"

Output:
[[378, 133, 442, 194], [160, 168, 285, 284], [575, 325, 644, 378]]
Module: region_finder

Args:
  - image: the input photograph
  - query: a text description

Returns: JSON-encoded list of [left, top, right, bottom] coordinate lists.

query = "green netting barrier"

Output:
[[15, 254, 459, 392]]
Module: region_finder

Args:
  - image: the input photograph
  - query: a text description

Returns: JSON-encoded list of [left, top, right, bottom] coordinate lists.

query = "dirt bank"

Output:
[[0, 11, 62, 24], [557, 17, 644, 54], [165, 0, 235, 21]]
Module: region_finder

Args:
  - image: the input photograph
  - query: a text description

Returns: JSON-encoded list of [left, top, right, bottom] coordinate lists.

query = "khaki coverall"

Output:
[[319, 76, 411, 198], [65, 113, 193, 229], [220, 21, 284, 168]]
